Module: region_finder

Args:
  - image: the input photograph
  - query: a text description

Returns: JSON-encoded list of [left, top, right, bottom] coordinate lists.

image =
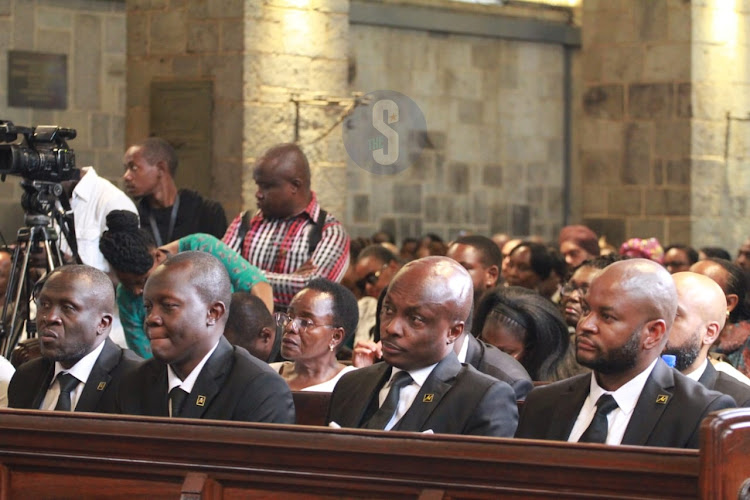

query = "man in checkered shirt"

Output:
[[223, 144, 350, 311]]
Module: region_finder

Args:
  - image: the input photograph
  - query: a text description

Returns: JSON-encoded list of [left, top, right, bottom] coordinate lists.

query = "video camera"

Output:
[[0, 120, 78, 183]]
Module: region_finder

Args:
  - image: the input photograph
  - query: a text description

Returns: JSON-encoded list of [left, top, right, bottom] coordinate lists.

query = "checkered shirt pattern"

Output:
[[223, 193, 350, 310]]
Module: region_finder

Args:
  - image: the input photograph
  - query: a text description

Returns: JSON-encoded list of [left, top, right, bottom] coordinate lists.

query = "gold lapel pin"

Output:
[[655, 394, 669, 404], [422, 394, 434, 403], [96, 382, 106, 391], [196, 395, 206, 406]]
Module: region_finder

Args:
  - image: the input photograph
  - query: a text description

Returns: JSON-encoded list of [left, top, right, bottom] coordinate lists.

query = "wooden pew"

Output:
[[700, 407, 750, 500], [0, 409, 700, 499]]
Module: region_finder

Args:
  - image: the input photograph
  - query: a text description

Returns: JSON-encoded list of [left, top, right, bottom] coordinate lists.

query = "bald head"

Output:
[[603, 258, 678, 333], [252, 143, 312, 219], [380, 256, 473, 370], [392, 256, 473, 322], [664, 272, 727, 373]]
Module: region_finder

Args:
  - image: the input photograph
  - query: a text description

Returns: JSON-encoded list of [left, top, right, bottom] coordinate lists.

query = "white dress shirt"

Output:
[[568, 358, 658, 445], [685, 358, 708, 382], [41, 340, 106, 411], [379, 363, 438, 431], [166, 341, 220, 416]]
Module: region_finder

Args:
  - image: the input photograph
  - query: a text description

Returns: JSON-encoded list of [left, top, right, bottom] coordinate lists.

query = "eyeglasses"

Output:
[[275, 312, 337, 333], [561, 282, 589, 296], [356, 264, 388, 290]]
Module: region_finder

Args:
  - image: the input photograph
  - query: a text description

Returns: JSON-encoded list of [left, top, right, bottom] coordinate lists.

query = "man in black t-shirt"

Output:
[[122, 137, 226, 244]]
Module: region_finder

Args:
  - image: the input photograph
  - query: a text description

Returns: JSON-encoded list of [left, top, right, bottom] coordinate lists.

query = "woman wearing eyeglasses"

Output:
[[270, 278, 359, 391]]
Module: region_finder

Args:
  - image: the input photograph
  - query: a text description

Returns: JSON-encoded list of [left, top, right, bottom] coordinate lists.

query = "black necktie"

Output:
[[54, 373, 80, 411], [364, 371, 413, 430], [578, 393, 619, 443], [169, 387, 189, 417]]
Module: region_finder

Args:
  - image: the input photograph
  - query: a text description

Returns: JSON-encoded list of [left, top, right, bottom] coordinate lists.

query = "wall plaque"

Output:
[[8, 51, 67, 109]]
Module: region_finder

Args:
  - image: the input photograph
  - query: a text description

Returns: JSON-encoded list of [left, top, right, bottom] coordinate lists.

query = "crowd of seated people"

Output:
[[4, 139, 750, 451]]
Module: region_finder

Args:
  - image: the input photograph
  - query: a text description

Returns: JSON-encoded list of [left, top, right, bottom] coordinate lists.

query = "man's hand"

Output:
[[293, 259, 317, 276]]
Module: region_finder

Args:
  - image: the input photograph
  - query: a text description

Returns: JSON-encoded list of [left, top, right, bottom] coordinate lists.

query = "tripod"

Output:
[[0, 180, 79, 358]]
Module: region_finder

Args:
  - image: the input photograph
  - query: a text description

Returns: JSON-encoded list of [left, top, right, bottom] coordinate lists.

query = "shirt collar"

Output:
[[588, 357, 659, 416], [686, 357, 708, 382], [72, 166, 95, 202], [51, 340, 106, 387], [167, 340, 220, 394], [391, 362, 438, 388], [456, 334, 470, 363], [256, 191, 320, 222]]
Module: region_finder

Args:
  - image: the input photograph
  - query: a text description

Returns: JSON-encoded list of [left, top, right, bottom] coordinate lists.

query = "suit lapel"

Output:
[[346, 363, 391, 427], [464, 335, 481, 368], [180, 338, 234, 419], [546, 375, 591, 440], [144, 361, 169, 417], [698, 360, 718, 389], [75, 339, 119, 412], [31, 361, 55, 410], [621, 360, 674, 446], [394, 354, 461, 432]]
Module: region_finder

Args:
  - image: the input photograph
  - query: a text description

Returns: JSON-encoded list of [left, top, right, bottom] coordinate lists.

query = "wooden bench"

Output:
[[700, 407, 750, 500], [0, 408, 702, 499]]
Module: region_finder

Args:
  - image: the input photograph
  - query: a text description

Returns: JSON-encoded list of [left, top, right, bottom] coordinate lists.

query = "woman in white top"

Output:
[[270, 279, 358, 392]]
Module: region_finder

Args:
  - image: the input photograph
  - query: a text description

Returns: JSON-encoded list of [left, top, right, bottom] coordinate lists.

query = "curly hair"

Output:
[[99, 210, 156, 275]]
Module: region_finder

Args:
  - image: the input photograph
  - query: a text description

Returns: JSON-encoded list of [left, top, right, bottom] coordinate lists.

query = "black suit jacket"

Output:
[[328, 352, 518, 437], [115, 337, 294, 423], [8, 338, 141, 412], [464, 334, 533, 400], [698, 361, 750, 406], [515, 359, 736, 448]]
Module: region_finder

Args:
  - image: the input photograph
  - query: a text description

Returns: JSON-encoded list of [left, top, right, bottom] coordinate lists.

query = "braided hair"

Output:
[[99, 210, 156, 275]]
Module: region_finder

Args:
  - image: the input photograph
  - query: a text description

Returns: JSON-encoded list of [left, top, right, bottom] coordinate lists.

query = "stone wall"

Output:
[[347, 25, 567, 243], [579, 0, 750, 253], [0, 0, 126, 242], [690, 0, 750, 252], [127, 0, 246, 217], [579, 0, 692, 248]]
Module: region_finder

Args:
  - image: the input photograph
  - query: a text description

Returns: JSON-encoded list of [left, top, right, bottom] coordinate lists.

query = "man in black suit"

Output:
[[663, 272, 750, 406], [328, 256, 518, 437], [8, 265, 141, 412], [115, 251, 294, 422], [445, 235, 533, 400], [515, 258, 735, 448]]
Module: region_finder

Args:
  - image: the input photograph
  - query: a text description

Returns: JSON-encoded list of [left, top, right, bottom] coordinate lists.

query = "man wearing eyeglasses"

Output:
[[112, 251, 294, 422], [328, 256, 519, 436]]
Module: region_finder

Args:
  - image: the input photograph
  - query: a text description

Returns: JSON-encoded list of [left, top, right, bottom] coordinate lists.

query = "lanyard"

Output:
[[148, 193, 180, 246]]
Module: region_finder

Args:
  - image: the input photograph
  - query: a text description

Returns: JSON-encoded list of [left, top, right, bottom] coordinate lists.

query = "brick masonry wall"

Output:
[[127, 0, 246, 218], [579, 0, 693, 248], [347, 25, 567, 243], [0, 0, 126, 242]]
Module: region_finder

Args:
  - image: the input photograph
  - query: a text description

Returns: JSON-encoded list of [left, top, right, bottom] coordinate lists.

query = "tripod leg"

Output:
[[1, 242, 32, 358]]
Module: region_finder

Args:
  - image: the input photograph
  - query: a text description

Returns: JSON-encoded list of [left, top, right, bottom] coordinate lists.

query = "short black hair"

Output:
[[357, 244, 398, 265], [577, 253, 623, 271], [159, 251, 232, 309], [304, 278, 358, 351], [700, 246, 731, 261], [664, 244, 699, 265], [99, 210, 155, 275], [225, 292, 275, 353], [42, 264, 115, 313], [452, 235, 503, 269], [510, 242, 563, 280], [139, 137, 178, 175], [705, 258, 750, 323]]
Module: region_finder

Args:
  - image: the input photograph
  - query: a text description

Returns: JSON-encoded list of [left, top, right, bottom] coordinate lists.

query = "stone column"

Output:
[[579, 0, 750, 252], [243, 0, 350, 217]]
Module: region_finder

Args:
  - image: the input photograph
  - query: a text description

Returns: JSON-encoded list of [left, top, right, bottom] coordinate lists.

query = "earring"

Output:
[[329, 343, 335, 352]]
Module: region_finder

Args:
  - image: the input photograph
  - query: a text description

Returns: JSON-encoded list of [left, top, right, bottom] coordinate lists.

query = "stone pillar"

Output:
[[580, 0, 750, 252], [579, 0, 692, 247], [243, 0, 350, 217]]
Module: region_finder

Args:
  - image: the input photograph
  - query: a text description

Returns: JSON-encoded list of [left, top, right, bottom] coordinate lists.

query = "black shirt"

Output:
[[137, 189, 227, 244]]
